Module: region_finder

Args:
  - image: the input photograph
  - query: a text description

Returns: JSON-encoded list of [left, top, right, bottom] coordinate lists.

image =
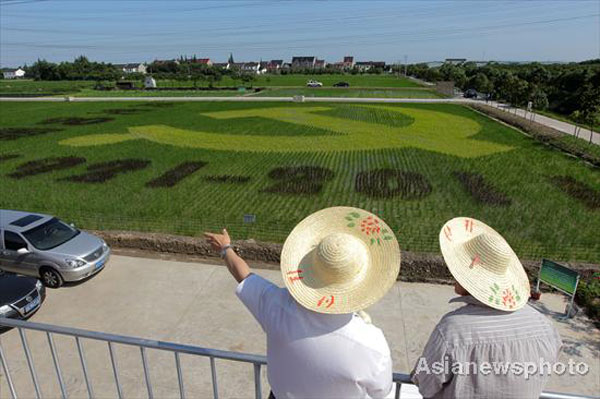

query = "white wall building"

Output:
[[2, 68, 26, 79], [115, 63, 147, 74]]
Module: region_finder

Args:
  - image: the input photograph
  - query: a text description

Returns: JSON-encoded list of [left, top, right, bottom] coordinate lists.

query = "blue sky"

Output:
[[1, 0, 599, 67]]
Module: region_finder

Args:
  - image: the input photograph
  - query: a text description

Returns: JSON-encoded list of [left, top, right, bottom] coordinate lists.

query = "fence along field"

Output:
[[0, 101, 598, 263]]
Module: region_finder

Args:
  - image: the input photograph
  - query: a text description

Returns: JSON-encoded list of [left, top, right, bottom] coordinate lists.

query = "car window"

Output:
[[22, 218, 80, 250], [4, 231, 28, 251]]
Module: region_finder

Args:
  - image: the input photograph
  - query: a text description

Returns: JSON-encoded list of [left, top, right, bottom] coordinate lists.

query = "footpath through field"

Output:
[[2, 95, 596, 146], [1, 254, 598, 397], [485, 100, 600, 145]]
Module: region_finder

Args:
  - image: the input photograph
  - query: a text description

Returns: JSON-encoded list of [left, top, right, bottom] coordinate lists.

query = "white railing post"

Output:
[[75, 337, 94, 399], [47, 332, 68, 399], [19, 328, 42, 399], [0, 337, 18, 399]]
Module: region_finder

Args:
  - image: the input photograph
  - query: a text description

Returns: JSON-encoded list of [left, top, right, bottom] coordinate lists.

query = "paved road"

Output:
[[0, 255, 598, 398]]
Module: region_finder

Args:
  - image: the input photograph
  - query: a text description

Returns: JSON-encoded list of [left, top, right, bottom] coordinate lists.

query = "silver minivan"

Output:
[[0, 210, 110, 288]]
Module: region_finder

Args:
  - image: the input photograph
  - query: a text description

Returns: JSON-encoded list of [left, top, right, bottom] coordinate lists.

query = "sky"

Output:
[[0, 0, 599, 67]]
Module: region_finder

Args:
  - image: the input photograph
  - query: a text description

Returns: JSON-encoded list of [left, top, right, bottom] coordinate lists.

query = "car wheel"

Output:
[[40, 267, 63, 288]]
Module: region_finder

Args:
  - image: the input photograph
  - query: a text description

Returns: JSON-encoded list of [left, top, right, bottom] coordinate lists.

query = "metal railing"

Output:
[[0, 318, 596, 399]]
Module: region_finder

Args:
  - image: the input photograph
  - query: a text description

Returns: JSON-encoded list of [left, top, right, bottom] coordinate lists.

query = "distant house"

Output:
[[192, 58, 213, 66], [291, 56, 316, 69], [115, 63, 147, 74], [314, 59, 326, 69], [240, 62, 266, 75], [2, 67, 25, 79], [445, 58, 467, 65], [343, 56, 354, 68], [355, 61, 386, 72], [332, 56, 354, 70], [266, 59, 283, 72]]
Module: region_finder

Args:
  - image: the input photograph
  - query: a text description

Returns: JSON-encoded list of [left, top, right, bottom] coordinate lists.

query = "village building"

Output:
[[354, 61, 386, 72], [2, 67, 26, 79], [291, 56, 316, 69], [266, 60, 283, 72], [314, 59, 326, 69], [115, 63, 147, 74], [192, 58, 213, 66]]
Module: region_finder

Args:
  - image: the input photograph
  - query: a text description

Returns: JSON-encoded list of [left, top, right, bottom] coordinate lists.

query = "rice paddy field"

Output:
[[252, 88, 444, 98], [0, 101, 598, 263], [0, 76, 430, 98]]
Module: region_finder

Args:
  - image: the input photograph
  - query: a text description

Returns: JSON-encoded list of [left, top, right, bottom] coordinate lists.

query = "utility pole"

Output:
[[404, 55, 408, 76]]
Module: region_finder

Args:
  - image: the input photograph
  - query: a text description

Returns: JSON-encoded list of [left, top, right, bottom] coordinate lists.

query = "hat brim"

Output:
[[281, 207, 401, 314], [439, 217, 530, 311]]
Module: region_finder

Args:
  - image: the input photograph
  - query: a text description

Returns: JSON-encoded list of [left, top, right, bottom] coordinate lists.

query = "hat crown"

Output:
[[314, 233, 368, 284], [463, 233, 514, 275]]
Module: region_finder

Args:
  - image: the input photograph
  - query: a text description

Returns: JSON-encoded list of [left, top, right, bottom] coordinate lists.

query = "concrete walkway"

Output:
[[485, 100, 599, 145], [0, 255, 598, 398]]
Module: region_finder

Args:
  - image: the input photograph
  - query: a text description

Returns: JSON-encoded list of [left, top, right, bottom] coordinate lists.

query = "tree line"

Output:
[[406, 60, 600, 131]]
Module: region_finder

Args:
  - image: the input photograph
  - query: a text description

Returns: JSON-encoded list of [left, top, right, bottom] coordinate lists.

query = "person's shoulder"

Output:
[[343, 316, 391, 356], [236, 273, 289, 303], [521, 304, 562, 334]]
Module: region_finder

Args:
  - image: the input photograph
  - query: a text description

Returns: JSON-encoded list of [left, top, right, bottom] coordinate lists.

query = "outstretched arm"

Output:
[[204, 229, 251, 283]]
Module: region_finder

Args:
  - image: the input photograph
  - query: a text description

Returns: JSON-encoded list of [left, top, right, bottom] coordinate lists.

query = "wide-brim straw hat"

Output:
[[281, 207, 401, 314], [439, 217, 530, 311]]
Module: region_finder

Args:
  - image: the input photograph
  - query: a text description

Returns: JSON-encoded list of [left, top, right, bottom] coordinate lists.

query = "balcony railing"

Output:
[[0, 318, 596, 399]]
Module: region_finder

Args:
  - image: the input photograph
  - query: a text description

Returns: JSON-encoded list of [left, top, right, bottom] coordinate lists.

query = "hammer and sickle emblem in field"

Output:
[[60, 105, 513, 158]]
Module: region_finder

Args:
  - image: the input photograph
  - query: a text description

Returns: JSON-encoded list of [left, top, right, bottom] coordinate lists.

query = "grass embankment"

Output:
[[0, 101, 598, 264]]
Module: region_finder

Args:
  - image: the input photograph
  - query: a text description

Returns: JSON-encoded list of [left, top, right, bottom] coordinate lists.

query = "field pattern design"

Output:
[[1, 101, 599, 263], [60, 106, 512, 158]]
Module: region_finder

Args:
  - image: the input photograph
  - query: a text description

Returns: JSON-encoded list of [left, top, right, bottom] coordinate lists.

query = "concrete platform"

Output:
[[1, 255, 598, 398]]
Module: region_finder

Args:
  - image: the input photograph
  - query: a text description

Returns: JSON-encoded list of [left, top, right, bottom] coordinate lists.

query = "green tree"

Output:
[[579, 83, 600, 143], [468, 73, 493, 93], [240, 73, 255, 87]]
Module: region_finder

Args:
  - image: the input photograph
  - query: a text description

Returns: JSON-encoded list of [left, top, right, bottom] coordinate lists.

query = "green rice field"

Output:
[[0, 76, 433, 98], [252, 88, 444, 98], [0, 101, 598, 263]]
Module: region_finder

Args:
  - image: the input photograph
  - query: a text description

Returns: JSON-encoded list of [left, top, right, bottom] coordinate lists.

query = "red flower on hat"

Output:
[[345, 212, 393, 245], [502, 288, 516, 309]]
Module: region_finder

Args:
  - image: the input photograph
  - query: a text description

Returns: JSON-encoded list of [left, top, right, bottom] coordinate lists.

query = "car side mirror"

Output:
[[17, 248, 30, 255]]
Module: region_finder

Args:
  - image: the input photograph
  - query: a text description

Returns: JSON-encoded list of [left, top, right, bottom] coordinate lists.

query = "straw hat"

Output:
[[281, 207, 400, 314], [439, 217, 530, 311]]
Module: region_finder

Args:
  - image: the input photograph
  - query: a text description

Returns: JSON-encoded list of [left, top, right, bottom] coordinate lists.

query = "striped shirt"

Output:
[[411, 296, 562, 399]]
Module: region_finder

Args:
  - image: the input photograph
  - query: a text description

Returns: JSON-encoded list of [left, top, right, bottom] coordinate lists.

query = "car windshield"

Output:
[[22, 218, 80, 250]]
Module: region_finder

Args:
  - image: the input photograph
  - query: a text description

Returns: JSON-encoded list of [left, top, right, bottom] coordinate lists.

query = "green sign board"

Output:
[[539, 259, 579, 295]]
